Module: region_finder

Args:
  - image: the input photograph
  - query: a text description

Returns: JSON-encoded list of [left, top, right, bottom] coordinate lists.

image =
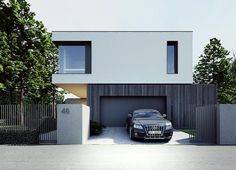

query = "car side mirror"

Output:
[[163, 114, 167, 118], [128, 113, 132, 117]]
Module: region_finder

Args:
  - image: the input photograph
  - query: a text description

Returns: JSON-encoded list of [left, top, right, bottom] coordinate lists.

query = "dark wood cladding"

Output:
[[87, 84, 217, 129]]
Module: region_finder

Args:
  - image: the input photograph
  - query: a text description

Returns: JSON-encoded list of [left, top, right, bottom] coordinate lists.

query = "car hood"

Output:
[[133, 118, 170, 125]]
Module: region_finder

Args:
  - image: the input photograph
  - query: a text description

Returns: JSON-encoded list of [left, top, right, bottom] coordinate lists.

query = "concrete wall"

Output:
[[57, 104, 90, 144], [82, 105, 90, 143], [217, 104, 236, 145], [52, 31, 193, 84]]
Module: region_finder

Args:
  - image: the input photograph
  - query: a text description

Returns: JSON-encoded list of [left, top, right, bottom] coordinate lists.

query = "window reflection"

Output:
[[167, 41, 178, 74], [59, 45, 86, 73]]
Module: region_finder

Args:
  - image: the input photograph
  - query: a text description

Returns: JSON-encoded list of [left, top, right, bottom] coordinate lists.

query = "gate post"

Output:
[[57, 104, 90, 144]]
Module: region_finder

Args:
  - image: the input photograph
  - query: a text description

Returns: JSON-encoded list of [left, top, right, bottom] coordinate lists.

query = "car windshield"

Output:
[[133, 112, 162, 118]]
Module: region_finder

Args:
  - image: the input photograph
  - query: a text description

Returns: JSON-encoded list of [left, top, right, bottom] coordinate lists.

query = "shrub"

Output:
[[0, 129, 39, 145], [90, 121, 105, 136]]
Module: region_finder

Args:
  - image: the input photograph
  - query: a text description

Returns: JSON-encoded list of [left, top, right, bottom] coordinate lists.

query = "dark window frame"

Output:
[[167, 41, 178, 74], [54, 41, 92, 74]]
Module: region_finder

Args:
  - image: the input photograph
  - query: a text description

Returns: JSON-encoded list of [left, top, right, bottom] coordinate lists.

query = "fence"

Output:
[[0, 104, 57, 144], [189, 105, 217, 144]]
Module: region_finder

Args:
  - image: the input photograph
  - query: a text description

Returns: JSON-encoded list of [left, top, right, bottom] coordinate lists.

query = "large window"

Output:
[[57, 42, 91, 74], [167, 41, 178, 74]]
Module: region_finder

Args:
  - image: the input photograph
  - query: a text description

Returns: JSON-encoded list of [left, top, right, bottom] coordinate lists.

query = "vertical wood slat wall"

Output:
[[88, 84, 217, 129], [189, 104, 217, 143]]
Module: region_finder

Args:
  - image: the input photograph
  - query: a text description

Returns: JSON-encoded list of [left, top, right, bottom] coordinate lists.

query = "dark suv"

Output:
[[126, 109, 173, 141]]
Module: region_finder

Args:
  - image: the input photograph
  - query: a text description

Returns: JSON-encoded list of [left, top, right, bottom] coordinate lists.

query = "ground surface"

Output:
[[86, 127, 190, 144], [1, 145, 236, 170]]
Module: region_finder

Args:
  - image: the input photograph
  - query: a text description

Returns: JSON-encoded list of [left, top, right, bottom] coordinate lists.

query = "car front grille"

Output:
[[144, 125, 165, 139]]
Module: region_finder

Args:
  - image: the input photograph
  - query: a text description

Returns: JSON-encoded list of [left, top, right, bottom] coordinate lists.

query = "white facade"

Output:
[[52, 31, 193, 84]]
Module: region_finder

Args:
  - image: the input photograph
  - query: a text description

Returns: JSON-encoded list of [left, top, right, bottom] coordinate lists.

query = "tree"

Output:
[[0, 32, 22, 103], [0, 0, 58, 102], [231, 52, 236, 79], [194, 38, 235, 103], [230, 53, 236, 103], [0, 0, 61, 124], [0, 32, 8, 91]]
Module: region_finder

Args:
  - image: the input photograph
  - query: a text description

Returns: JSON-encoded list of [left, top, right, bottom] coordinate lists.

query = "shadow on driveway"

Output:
[[86, 127, 190, 145]]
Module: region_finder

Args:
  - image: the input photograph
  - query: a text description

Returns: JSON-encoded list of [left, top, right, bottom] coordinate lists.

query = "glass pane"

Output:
[[59, 46, 86, 73], [167, 45, 175, 74]]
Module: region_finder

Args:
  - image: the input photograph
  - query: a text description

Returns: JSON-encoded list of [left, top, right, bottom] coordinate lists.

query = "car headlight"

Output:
[[133, 124, 143, 130], [165, 122, 172, 130]]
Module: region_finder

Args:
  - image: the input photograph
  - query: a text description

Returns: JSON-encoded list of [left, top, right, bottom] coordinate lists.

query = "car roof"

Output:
[[133, 109, 160, 114]]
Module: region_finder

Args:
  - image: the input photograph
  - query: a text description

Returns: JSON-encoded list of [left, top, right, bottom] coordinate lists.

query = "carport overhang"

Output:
[[55, 84, 87, 98], [52, 74, 88, 99]]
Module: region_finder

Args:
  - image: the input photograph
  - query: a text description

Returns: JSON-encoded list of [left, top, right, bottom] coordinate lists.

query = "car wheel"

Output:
[[164, 138, 171, 143]]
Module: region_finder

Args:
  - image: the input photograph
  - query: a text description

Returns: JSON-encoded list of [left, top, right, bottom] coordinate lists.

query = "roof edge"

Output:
[[52, 31, 193, 33]]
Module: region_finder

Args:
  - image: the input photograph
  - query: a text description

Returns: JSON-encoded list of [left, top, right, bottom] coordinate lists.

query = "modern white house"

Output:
[[52, 31, 217, 128]]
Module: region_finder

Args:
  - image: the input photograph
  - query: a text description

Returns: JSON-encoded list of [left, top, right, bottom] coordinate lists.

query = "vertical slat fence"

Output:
[[0, 104, 57, 144]]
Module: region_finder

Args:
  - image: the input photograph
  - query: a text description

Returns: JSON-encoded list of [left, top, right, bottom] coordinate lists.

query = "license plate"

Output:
[[148, 131, 161, 134]]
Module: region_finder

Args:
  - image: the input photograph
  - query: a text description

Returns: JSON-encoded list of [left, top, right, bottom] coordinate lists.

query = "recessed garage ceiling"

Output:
[[100, 96, 166, 127]]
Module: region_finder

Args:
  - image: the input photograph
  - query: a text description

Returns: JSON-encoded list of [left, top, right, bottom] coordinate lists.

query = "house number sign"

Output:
[[61, 108, 70, 114]]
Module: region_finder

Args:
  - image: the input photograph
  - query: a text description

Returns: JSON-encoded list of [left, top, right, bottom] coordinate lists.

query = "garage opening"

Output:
[[100, 96, 166, 127]]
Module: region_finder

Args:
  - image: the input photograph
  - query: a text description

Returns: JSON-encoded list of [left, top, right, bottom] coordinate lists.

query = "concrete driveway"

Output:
[[86, 127, 189, 144]]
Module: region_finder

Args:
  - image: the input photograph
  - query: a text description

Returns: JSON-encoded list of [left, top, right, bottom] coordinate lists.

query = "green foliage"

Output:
[[194, 38, 236, 103], [0, 32, 10, 91], [55, 90, 67, 104], [180, 129, 196, 135], [231, 54, 236, 79], [230, 55, 236, 103], [0, 0, 61, 104], [90, 121, 105, 136], [0, 129, 39, 144]]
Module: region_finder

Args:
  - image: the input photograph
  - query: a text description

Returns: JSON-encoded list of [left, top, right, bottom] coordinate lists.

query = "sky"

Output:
[[27, 0, 236, 66]]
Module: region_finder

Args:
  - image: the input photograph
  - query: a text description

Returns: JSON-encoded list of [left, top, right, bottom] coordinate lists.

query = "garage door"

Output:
[[100, 96, 166, 127]]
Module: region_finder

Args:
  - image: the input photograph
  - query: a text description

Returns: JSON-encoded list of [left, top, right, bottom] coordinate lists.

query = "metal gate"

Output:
[[189, 105, 217, 144], [0, 104, 57, 144]]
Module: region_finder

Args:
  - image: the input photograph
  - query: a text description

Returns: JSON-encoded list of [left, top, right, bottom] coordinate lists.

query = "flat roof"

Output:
[[52, 31, 193, 33]]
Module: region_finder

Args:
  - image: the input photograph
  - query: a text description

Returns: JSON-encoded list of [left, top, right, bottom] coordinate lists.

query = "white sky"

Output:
[[27, 0, 236, 66]]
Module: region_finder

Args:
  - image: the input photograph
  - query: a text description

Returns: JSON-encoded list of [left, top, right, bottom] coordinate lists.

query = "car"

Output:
[[126, 109, 173, 142]]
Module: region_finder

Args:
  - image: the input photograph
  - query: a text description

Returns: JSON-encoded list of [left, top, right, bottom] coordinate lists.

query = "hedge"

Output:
[[90, 121, 105, 136], [0, 129, 39, 145]]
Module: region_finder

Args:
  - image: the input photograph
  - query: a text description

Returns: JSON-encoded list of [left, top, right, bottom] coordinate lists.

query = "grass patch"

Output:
[[180, 129, 196, 135]]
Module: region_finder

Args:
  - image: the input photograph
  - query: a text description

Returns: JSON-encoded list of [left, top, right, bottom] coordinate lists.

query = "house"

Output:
[[52, 31, 217, 129]]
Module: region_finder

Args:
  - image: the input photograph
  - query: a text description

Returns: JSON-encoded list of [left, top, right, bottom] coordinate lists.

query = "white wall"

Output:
[[57, 104, 90, 144], [82, 105, 90, 143], [52, 31, 193, 84]]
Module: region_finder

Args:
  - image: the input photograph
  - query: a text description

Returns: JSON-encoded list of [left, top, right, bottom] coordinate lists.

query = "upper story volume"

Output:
[[52, 31, 193, 84]]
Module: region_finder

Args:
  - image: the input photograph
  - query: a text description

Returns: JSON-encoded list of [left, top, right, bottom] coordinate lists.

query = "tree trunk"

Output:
[[20, 88, 24, 126]]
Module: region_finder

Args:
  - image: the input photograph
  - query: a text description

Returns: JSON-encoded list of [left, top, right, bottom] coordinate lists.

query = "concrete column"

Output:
[[57, 104, 90, 144]]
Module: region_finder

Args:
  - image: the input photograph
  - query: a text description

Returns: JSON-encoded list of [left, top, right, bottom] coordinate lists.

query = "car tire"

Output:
[[164, 138, 171, 143], [129, 127, 134, 140]]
